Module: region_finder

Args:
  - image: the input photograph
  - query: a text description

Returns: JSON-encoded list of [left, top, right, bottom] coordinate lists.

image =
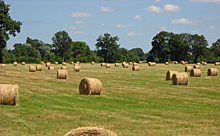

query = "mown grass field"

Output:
[[0, 62, 220, 136]]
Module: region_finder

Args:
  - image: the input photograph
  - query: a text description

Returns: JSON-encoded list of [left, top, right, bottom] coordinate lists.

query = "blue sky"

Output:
[[6, 0, 220, 53]]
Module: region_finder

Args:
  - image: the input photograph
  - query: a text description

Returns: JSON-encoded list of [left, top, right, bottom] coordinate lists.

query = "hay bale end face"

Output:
[[132, 66, 140, 71], [100, 63, 105, 67], [122, 62, 126, 67], [172, 72, 188, 85], [57, 69, 67, 79], [0, 84, 19, 106], [115, 63, 119, 67], [207, 68, 218, 76], [185, 66, 193, 72], [64, 127, 117, 136], [36, 65, 42, 71], [106, 64, 111, 68], [203, 62, 207, 66], [74, 66, 80, 72], [79, 78, 102, 95], [70, 61, 74, 64], [139, 61, 142, 64], [190, 69, 201, 77], [166, 71, 178, 80], [133, 63, 137, 66], [29, 66, 36, 72]]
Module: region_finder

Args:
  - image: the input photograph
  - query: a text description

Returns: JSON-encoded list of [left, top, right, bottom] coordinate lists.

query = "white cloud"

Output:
[[145, 5, 163, 13], [127, 32, 135, 36], [70, 12, 92, 17], [191, 30, 198, 33], [73, 21, 87, 25], [208, 26, 214, 29], [133, 15, 143, 21], [116, 24, 133, 27], [189, 0, 220, 3], [69, 31, 85, 35], [159, 26, 166, 31], [171, 18, 194, 25], [100, 6, 115, 12], [164, 4, 180, 12], [204, 17, 213, 20], [154, 0, 161, 2]]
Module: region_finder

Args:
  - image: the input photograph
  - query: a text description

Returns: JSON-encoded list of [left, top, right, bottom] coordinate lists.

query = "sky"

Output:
[[6, 0, 220, 53]]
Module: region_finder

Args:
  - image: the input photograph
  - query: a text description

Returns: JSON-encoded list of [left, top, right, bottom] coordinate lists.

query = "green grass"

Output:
[[0, 63, 220, 136]]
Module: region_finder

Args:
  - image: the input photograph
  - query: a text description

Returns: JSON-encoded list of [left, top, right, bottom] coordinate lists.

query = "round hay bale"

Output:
[[123, 63, 128, 68], [101, 63, 106, 67], [48, 67, 54, 70], [115, 63, 119, 67], [61, 66, 67, 70], [196, 63, 201, 66], [36, 65, 42, 71], [55, 62, 58, 65], [207, 68, 218, 76], [1, 64, 6, 67], [185, 61, 188, 64], [129, 62, 133, 65], [172, 72, 188, 85], [79, 78, 102, 95], [193, 65, 200, 69], [64, 127, 117, 136], [132, 66, 140, 71], [203, 62, 207, 66], [41, 61, 45, 65], [74, 63, 79, 66], [166, 70, 178, 80], [13, 62, 17, 66], [173, 61, 178, 64], [70, 61, 74, 64], [57, 69, 67, 79], [91, 62, 95, 65], [21, 62, 25, 65], [106, 64, 110, 68], [214, 62, 220, 65], [122, 62, 126, 66], [62, 62, 66, 66], [139, 61, 142, 64], [190, 69, 201, 77], [181, 61, 186, 65], [185, 66, 193, 72], [133, 63, 137, 66], [29, 66, 36, 72], [74, 66, 80, 72], [148, 62, 156, 66], [46, 62, 50, 67], [165, 62, 169, 65], [77, 61, 80, 64], [0, 84, 19, 106]]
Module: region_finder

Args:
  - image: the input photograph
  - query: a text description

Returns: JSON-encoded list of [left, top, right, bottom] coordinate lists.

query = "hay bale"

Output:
[[79, 78, 102, 95], [122, 62, 126, 66], [101, 63, 105, 67], [115, 63, 119, 67], [1, 64, 6, 67], [13, 62, 17, 66], [123, 63, 128, 68], [190, 69, 201, 77], [172, 72, 188, 85], [74, 66, 80, 72], [64, 127, 117, 136], [36, 65, 42, 71], [106, 64, 110, 68], [173, 61, 178, 64], [91, 62, 95, 65], [55, 62, 58, 65], [61, 66, 67, 70], [207, 68, 218, 76], [165, 62, 169, 65], [133, 63, 137, 66], [21, 62, 25, 65], [139, 61, 142, 64], [41, 62, 45, 65], [203, 62, 207, 66], [0, 84, 19, 106], [196, 63, 201, 66], [181, 61, 186, 65], [148, 62, 156, 66], [166, 71, 178, 80], [185, 61, 188, 64], [193, 65, 200, 69], [132, 66, 140, 71], [185, 66, 193, 72], [70, 61, 74, 64], [129, 62, 133, 65], [57, 69, 67, 79], [62, 62, 66, 66], [46, 62, 50, 67], [215, 62, 220, 65], [74, 63, 79, 66], [77, 61, 80, 64], [29, 66, 36, 72], [48, 67, 54, 70]]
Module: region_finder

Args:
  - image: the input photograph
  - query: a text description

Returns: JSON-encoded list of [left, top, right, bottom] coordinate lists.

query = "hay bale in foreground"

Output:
[[101, 63, 105, 67], [13, 62, 17, 66], [166, 71, 178, 80], [62, 62, 66, 66], [132, 66, 140, 71], [74, 66, 80, 72], [165, 62, 169, 65], [193, 65, 200, 69], [123, 63, 128, 68], [185, 66, 193, 72], [36, 65, 42, 71], [79, 78, 102, 95], [57, 69, 67, 79], [55, 62, 58, 65], [64, 127, 117, 136], [0, 84, 19, 106], [1, 64, 6, 67], [61, 66, 67, 70], [190, 69, 201, 77], [148, 62, 156, 66], [172, 72, 188, 85], [29, 66, 36, 72], [106, 64, 110, 68], [207, 68, 218, 76], [21, 62, 25, 65], [115, 63, 119, 67]]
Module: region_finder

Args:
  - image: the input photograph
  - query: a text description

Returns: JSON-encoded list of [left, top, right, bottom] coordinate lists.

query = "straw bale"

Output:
[[46, 62, 50, 67], [41, 62, 45, 65], [48, 67, 54, 70], [91, 62, 95, 65], [207, 68, 218, 76], [185, 61, 188, 64], [13, 62, 17, 66], [132, 66, 140, 71], [21, 62, 25, 65], [123, 63, 128, 68], [215, 62, 220, 65], [148, 62, 156, 66], [36, 65, 42, 71], [101, 63, 106, 67], [79, 78, 102, 95], [129, 62, 133, 65], [29, 66, 36, 72], [62, 62, 66, 66], [55, 62, 58, 65], [166, 70, 178, 80], [115, 63, 119, 67], [0, 84, 19, 106], [57, 69, 67, 79], [77, 61, 80, 64], [185, 66, 193, 72], [196, 63, 201, 66], [139, 61, 142, 64], [70, 61, 74, 64], [64, 127, 117, 136], [74, 66, 80, 72], [173, 61, 178, 64], [172, 72, 188, 85], [165, 62, 169, 65], [203, 62, 207, 66], [122, 62, 126, 66], [181, 61, 186, 65], [74, 63, 79, 66], [190, 69, 201, 77], [61, 66, 67, 70], [106, 64, 110, 68], [133, 63, 137, 66], [193, 65, 200, 69], [1, 64, 6, 67]]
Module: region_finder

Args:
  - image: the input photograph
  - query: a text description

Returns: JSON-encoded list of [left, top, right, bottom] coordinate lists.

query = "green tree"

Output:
[[210, 38, 220, 58], [51, 30, 72, 62], [95, 33, 120, 63], [129, 47, 145, 60], [0, 0, 22, 62]]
